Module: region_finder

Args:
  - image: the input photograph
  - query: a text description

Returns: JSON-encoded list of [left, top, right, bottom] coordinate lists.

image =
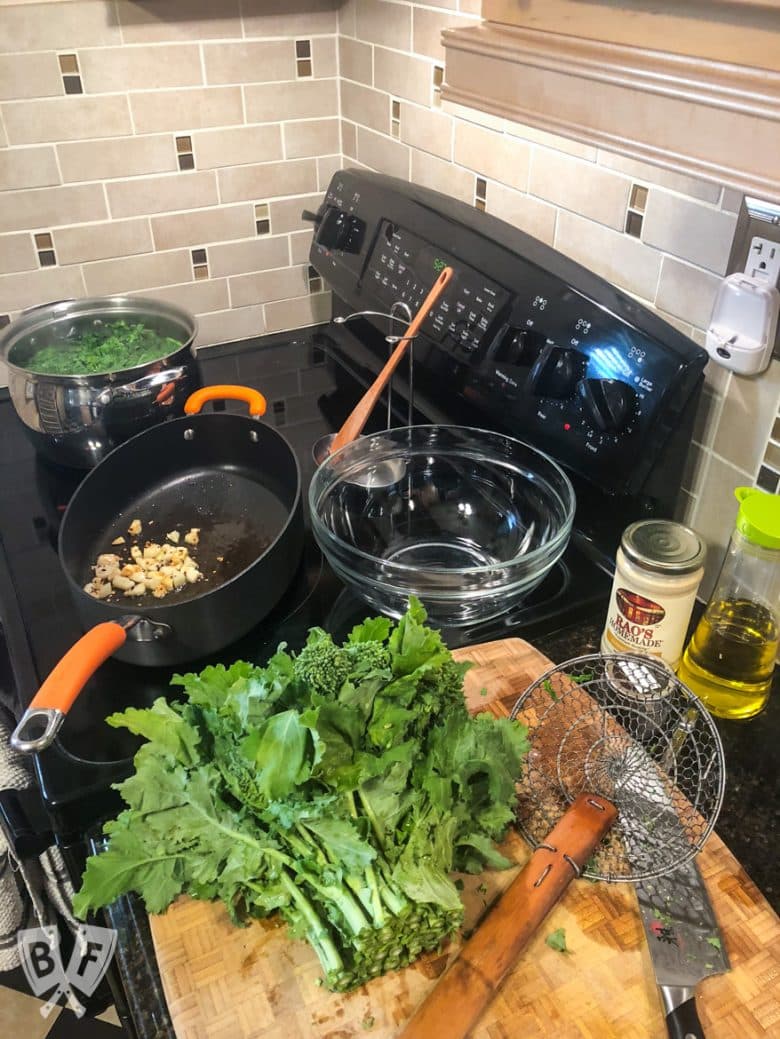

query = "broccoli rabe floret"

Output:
[[344, 640, 391, 677], [293, 629, 351, 698]]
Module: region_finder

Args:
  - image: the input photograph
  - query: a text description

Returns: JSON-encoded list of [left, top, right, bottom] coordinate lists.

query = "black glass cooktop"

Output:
[[0, 325, 611, 837]]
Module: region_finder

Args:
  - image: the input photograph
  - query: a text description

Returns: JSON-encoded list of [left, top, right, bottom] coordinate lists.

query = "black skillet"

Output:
[[11, 385, 303, 753]]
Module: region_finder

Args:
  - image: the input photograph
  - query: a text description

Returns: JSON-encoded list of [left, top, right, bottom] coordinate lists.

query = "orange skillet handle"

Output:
[[328, 266, 454, 455], [10, 621, 129, 754], [398, 793, 618, 1039], [184, 384, 267, 417]]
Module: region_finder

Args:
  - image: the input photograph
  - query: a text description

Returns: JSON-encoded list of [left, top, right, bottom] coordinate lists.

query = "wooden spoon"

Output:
[[325, 265, 454, 457]]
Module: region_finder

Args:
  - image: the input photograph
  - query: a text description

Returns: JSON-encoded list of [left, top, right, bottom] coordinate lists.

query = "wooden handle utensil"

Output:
[[399, 793, 618, 1039], [327, 266, 454, 456]]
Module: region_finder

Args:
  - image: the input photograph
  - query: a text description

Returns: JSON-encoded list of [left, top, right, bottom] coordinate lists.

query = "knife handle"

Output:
[[665, 994, 706, 1039]]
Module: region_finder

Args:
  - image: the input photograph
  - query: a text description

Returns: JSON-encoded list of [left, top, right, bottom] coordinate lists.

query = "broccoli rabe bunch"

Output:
[[73, 598, 529, 992]]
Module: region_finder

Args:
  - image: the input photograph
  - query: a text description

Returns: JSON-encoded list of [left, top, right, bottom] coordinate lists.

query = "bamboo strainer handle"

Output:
[[398, 793, 618, 1039]]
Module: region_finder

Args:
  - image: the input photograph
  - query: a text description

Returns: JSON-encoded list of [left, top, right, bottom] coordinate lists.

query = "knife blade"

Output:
[[635, 856, 730, 1039]]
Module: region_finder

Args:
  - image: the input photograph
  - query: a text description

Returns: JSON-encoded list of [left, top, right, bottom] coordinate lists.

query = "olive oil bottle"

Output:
[[678, 488, 780, 720]]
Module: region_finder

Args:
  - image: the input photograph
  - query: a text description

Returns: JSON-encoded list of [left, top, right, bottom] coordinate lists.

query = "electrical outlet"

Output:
[[745, 236, 780, 286]]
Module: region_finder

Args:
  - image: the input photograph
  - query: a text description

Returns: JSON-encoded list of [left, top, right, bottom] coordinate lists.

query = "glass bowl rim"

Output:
[[309, 424, 576, 578]]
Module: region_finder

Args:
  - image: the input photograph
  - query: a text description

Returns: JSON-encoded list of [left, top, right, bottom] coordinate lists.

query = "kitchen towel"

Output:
[[0, 704, 78, 970]]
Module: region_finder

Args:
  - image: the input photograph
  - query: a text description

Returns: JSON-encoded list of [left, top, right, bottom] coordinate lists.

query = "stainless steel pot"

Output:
[[0, 296, 200, 468]]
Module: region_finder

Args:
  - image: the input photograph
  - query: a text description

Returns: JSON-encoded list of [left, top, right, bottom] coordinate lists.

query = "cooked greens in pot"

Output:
[[21, 320, 182, 375]]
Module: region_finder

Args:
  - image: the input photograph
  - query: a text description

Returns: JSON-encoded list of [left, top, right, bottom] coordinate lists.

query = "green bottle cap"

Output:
[[734, 487, 780, 549]]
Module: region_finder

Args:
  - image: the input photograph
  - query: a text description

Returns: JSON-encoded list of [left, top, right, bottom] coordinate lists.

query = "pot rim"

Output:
[[0, 295, 198, 383]]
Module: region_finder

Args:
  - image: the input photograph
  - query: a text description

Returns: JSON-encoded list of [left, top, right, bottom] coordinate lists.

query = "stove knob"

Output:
[[527, 345, 586, 397], [578, 378, 637, 433], [493, 328, 545, 366], [314, 206, 366, 253]]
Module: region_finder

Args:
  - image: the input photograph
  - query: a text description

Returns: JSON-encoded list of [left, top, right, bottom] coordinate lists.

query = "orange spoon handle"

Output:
[[328, 266, 454, 455]]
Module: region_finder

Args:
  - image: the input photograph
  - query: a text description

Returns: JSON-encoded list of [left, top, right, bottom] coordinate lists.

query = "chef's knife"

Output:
[[636, 856, 730, 1039]]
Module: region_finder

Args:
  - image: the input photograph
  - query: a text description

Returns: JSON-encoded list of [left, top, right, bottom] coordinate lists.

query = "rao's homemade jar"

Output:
[[601, 520, 706, 669]]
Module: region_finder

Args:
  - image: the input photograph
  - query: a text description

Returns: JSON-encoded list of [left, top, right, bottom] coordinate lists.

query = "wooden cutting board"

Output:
[[149, 638, 780, 1039]]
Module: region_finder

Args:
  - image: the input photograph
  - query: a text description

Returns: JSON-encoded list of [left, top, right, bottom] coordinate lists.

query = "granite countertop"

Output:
[[107, 617, 780, 1039]]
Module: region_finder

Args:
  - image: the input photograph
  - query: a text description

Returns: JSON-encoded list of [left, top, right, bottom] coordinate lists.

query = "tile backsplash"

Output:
[[1, 0, 779, 591]]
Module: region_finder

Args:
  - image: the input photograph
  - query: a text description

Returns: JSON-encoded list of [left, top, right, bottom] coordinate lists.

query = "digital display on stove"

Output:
[[365, 220, 509, 357]]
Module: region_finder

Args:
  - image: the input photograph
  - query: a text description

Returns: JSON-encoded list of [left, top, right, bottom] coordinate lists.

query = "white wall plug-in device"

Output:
[[706, 237, 780, 375]]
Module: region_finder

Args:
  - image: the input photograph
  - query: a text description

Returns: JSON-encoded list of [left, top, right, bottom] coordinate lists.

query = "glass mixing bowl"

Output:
[[309, 425, 576, 626]]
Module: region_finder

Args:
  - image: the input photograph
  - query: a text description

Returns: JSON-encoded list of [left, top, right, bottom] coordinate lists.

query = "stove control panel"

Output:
[[310, 169, 707, 499]]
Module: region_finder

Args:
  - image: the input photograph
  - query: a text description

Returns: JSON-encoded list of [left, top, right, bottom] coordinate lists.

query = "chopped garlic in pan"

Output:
[[84, 527, 205, 601]]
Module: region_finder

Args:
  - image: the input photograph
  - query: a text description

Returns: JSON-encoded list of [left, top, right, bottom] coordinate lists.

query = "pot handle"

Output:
[[97, 367, 187, 405], [184, 384, 267, 417], [10, 621, 130, 754]]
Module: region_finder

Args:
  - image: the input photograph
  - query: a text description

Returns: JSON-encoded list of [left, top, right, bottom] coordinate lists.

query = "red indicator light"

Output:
[[563, 422, 571, 431]]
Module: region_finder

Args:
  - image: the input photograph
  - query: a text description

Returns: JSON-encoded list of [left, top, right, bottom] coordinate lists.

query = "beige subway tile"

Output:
[[264, 291, 332, 333], [656, 257, 721, 329], [530, 149, 630, 230], [673, 488, 696, 528], [712, 359, 780, 473], [1, 1, 120, 53], [58, 135, 177, 183], [681, 440, 709, 497], [355, 0, 412, 50], [0, 112, 6, 147], [312, 37, 338, 79], [0, 233, 37, 276], [269, 194, 322, 234], [339, 36, 372, 85], [242, 0, 339, 38], [413, 8, 476, 61], [692, 388, 723, 450], [290, 229, 314, 264], [130, 87, 243, 134], [410, 148, 473, 204], [229, 266, 308, 308], [0, 53, 62, 100], [454, 122, 529, 192], [342, 119, 357, 159], [317, 154, 342, 190], [208, 236, 289, 278], [356, 127, 409, 180], [2, 96, 132, 145], [0, 265, 85, 313], [655, 310, 694, 339], [107, 171, 218, 219], [195, 304, 266, 347], [486, 182, 556, 247], [244, 79, 338, 123], [690, 452, 751, 599], [78, 44, 202, 95], [374, 48, 432, 107], [399, 104, 452, 162], [117, 0, 241, 43], [721, 188, 744, 214], [55, 218, 153, 265], [0, 183, 107, 234], [555, 209, 662, 300], [131, 277, 230, 314], [0, 146, 60, 191], [505, 119, 598, 162], [339, 0, 357, 36], [284, 119, 340, 160], [203, 40, 295, 86], [597, 150, 722, 205], [459, 0, 482, 12], [340, 81, 389, 135], [642, 191, 737, 276], [700, 351, 732, 395], [192, 125, 283, 171], [441, 99, 504, 133], [151, 204, 254, 250], [218, 159, 317, 204], [83, 249, 192, 296]]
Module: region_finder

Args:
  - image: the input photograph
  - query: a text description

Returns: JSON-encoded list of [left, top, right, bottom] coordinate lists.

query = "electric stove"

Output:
[[0, 168, 707, 858]]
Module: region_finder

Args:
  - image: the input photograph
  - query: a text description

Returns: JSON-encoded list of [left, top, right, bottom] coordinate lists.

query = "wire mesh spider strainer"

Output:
[[400, 652, 726, 1039], [510, 652, 726, 883]]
